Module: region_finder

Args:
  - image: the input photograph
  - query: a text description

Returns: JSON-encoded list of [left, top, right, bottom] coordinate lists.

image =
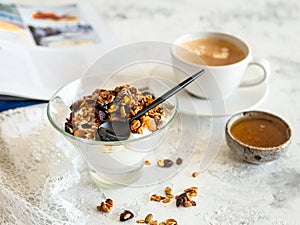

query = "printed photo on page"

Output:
[[17, 4, 80, 25], [0, 3, 24, 31], [17, 4, 100, 47], [28, 24, 100, 47]]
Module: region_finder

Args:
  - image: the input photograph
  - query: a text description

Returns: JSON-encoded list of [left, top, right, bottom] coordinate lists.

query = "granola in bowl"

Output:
[[65, 84, 166, 141]]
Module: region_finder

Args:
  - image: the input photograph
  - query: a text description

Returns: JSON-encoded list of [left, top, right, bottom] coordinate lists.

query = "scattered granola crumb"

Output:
[[96, 198, 113, 212], [166, 218, 178, 225], [136, 213, 178, 225], [144, 160, 151, 166], [150, 194, 165, 202], [176, 192, 196, 208], [176, 157, 183, 165], [192, 171, 199, 177], [157, 159, 164, 167], [164, 186, 174, 198], [162, 198, 171, 203], [157, 159, 174, 168], [184, 186, 198, 192], [145, 213, 154, 223], [120, 210, 134, 222], [149, 221, 158, 225], [163, 159, 173, 168], [184, 187, 198, 198]]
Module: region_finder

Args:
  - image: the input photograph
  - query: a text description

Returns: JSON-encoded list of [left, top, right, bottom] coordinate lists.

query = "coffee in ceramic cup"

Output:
[[179, 38, 247, 66], [171, 32, 271, 99]]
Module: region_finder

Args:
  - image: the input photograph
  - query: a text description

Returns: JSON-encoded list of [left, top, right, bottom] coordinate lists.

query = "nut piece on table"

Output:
[[150, 194, 165, 202], [164, 186, 174, 198], [192, 171, 199, 177], [166, 218, 178, 225], [176, 192, 196, 208], [144, 160, 152, 166], [136, 213, 154, 224], [145, 213, 154, 223], [175, 157, 183, 165], [149, 221, 158, 225], [157, 159, 174, 168], [96, 198, 114, 212], [184, 186, 198, 198], [162, 197, 171, 203], [120, 210, 134, 222]]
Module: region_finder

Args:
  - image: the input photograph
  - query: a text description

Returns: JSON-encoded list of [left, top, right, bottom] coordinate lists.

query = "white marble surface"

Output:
[[1, 0, 300, 224], [86, 1, 300, 223]]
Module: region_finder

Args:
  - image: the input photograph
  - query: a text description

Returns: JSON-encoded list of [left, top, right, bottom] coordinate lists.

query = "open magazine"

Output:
[[0, 2, 119, 100]]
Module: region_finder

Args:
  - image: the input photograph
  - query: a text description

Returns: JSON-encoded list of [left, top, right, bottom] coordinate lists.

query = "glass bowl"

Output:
[[47, 72, 178, 187]]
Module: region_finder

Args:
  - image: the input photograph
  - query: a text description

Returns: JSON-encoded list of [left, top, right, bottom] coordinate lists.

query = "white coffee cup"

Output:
[[171, 32, 271, 99]]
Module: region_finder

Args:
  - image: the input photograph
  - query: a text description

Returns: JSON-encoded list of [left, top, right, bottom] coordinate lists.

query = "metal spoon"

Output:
[[97, 69, 205, 141]]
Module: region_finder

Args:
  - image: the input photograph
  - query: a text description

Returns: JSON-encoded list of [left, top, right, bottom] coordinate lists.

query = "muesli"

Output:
[[65, 84, 165, 141]]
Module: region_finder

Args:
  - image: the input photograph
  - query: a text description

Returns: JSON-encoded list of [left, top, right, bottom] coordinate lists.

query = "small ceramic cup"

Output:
[[171, 32, 271, 99], [225, 110, 292, 164]]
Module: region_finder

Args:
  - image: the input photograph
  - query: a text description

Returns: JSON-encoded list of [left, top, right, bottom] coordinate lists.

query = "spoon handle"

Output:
[[129, 69, 205, 123]]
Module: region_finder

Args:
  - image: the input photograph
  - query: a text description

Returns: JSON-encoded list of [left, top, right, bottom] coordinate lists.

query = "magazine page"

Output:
[[0, 2, 119, 100]]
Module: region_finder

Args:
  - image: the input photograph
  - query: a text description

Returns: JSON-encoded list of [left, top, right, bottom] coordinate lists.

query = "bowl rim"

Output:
[[225, 110, 292, 150], [47, 78, 179, 146]]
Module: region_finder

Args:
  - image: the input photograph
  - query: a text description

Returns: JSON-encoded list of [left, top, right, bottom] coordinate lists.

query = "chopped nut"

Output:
[[105, 198, 113, 207], [176, 192, 196, 208], [131, 119, 142, 132], [74, 129, 87, 138], [166, 218, 178, 225], [164, 187, 172, 195], [159, 222, 166, 225], [157, 160, 164, 167], [164, 186, 174, 198], [96, 198, 114, 212], [120, 106, 127, 118], [144, 160, 151, 166], [150, 194, 164, 202], [192, 171, 199, 177], [108, 104, 117, 113], [176, 157, 183, 165], [183, 200, 196, 207], [176, 193, 188, 207], [184, 187, 198, 198], [185, 186, 198, 192], [163, 159, 173, 168], [162, 197, 171, 203], [149, 221, 158, 225], [150, 221, 159, 225], [120, 210, 134, 222], [157, 159, 174, 168], [166, 193, 174, 198], [186, 190, 197, 198], [136, 219, 146, 223], [123, 95, 131, 104], [145, 213, 153, 223]]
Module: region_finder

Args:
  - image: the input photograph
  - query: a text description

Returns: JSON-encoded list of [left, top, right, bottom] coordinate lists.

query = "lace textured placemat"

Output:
[[0, 104, 199, 224]]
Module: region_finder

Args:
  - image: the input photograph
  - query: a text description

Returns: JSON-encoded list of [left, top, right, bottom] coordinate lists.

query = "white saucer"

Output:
[[177, 81, 268, 117], [150, 65, 269, 117]]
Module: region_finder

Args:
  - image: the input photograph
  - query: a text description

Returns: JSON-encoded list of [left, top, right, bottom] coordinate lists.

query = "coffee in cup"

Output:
[[171, 32, 271, 99], [179, 38, 247, 66]]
